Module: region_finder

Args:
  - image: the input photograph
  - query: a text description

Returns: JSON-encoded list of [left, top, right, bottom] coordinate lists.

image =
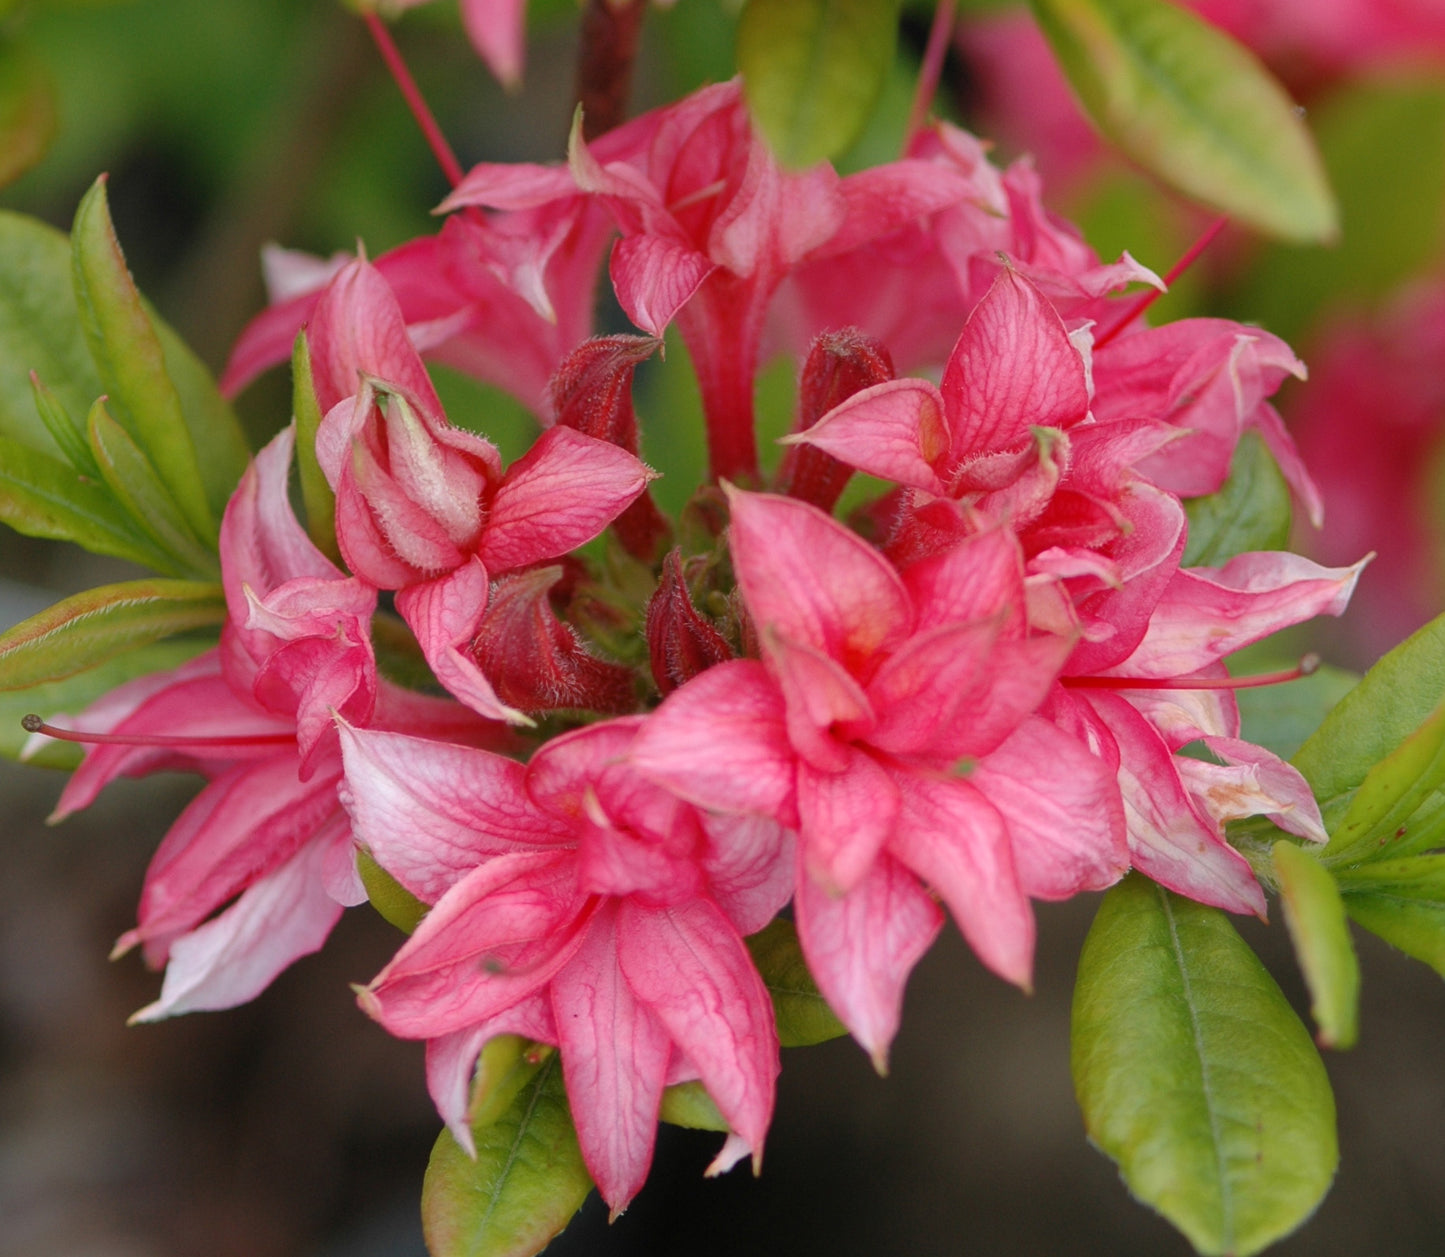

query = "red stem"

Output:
[[905, 0, 958, 150], [1061, 655, 1320, 692], [364, 13, 465, 189], [22, 714, 294, 749]]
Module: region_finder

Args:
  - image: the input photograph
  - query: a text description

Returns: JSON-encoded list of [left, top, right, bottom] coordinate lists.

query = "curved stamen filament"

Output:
[[22, 714, 295, 749], [1094, 215, 1229, 349], [1062, 654, 1320, 691]]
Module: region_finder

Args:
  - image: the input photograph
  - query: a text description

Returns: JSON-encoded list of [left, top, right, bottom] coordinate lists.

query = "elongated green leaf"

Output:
[[291, 331, 339, 562], [1293, 613, 1445, 831], [0, 579, 224, 689], [29, 372, 98, 478], [356, 847, 429, 934], [86, 399, 219, 578], [1073, 877, 1337, 1256], [0, 38, 57, 191], [468, 1038, 549, 1132], [0, 639, 208, 769], [659, 1080, 729, 1131], [1028, 0, 1337, 242], [0, 432, 176, 570], [746, 917, 847, 1047], [737, 0, 902, 169], [422, 1054, 592, 1257], [1337, 855, 1445, 978], [71, 176, 217, 544], [1271, 842, 1359, 1049], [1182, 432, 1290, 566], [1322, 699, 1445, 866], [0, 212, 105, 452]]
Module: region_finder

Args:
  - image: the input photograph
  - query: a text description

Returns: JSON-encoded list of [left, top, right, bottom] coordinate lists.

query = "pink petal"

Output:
[[789, 379, 950, 491], [701, 815, 795, 936], [903, 525, 1026, 632], [766, 631, 874, 772], [479, 427, 653, 572], [794, 851, 943, 1070], [553, 905, 672, 1214], [618, 898, 778, 1173], [396, 560, 531, 726], [440, 161, 580, 213], [128, 835, 344, 1022], [972, 716, 1128, 898], [460, 0, 527, 87], [362, 852, 584, 1039], [726, 488, 913, 667], [336, 723, 571, 904], [630, 660, 797, 820], [1187, 736, 1328, 844], [609, 234, 717, 336], [890, 773, 1035, 989], [798, 749, 900, 896], [939, 269, 1089, 460], [864, 619, 1000, 757]]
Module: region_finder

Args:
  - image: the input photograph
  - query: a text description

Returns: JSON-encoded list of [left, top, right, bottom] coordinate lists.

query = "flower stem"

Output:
[[364, 12, 465, 189], [905, 0, 958, 150], [575, 0, 648, 141]]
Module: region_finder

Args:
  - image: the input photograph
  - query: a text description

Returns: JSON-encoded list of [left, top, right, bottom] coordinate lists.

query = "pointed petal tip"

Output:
[[352, 982, 383, 1021], [869, 1045, 890, 1077], [126, 999, 165, 1026], [110, 930, 140, 962]]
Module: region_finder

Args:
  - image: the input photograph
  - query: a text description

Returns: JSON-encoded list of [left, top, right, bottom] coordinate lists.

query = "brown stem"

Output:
[[575, 0, 648, 140]]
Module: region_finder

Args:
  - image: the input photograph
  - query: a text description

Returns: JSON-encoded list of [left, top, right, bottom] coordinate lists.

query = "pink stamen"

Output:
[[1062, 654, 1320, 691], [1094, 215, 1230, 349], [22, 714, 295, 750], [905, 0, 958, 151], [364, 13, 466, 190]]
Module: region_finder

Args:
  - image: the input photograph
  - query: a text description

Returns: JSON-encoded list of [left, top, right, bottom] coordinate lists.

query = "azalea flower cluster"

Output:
[[32, 79, 1363, 1214]]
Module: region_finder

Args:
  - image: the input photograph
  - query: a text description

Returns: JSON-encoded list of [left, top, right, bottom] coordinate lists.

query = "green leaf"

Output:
[[1321, 698, 1445, 867], [737, 0, 902, 169], [0, 638, 209, 769], [1291, 614, 1445, 845], [1271, 841, 1359, 1049], [422, 1054, 592, 1257], [71, 176, 217, 544], [0, 578, 224, 689], [0, 432, 176, 571], [1028, 0, 1338, 243], [659, 1079, 729, 1132], [0, 38, 58, 191], [0, 212, 106, 454], [291, 330, 340, 563], [468, 1037, 549, 1132], [356, 847, 428, 934], [1073, 877, 1337, 1256], [1182, 432, 1291, 567], [29, 372, 98, 478], [86, 398, 218, 578], [1337, 855, 1445, 978], [746, 917, 848, 1047]]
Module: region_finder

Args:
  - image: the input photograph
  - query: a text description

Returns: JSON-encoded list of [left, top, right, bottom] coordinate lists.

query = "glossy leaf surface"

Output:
[[422, 1055, 592, 1257], [738, 0, 902, 169], [1073, 877, 1337, 1256], [1029, 0, 1338, 242], [1182, 433, 1291, 567], [746, 917, 848, 1047]]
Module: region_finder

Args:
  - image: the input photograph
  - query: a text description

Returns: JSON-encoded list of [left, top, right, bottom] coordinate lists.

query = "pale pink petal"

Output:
[[1086, 691, 1266, 916], [479, 427, 653, 571], [1124, 552, 1366, 676], [426, 994, 557, 1157], [903, 525, 1026, 632], [789, 379, 950, 491], [460, 0, 526, 87], [939, 269, 1089, 460], [890, 773, 1034, 988], [129, 837, 344, 1022], [1252, 401, 1326, 529], [440, 161, 580, 213], [766, 631, 873, 772], [727, 488, 912, 665], [553, 905, 672, 1213], [701, 815, 794, 935], [794, 851, 943, 1070], [337, 723, 571, 904], [1188, 736, 1327, 844], [610, 234, 717, 336], [619, 898, 778, 1176], [798, 750, 899, 896], [630, 660, 797, 820], [972, 716, 1128, 898], [362, 852, 585, 1039]]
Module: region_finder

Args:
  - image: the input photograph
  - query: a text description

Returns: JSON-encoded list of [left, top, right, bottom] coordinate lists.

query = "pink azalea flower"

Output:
[[631, 489, 1126, 1065], [338, 717, 791, 1213], [37, 429, 497, 1020], [307, 257, 654, 722]]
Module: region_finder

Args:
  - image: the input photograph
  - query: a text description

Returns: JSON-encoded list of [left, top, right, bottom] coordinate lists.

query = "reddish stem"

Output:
[[364, 12, 465, 189], [1094, 215, 1229, 348], [905, 0, 958, 150], [575, 0, 648, 140], [22, 714, 295, 749], [1061, 655, 1320, 692]]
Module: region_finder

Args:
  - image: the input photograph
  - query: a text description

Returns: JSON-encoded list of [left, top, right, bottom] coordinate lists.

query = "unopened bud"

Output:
[[646, 550, 734, 695]]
